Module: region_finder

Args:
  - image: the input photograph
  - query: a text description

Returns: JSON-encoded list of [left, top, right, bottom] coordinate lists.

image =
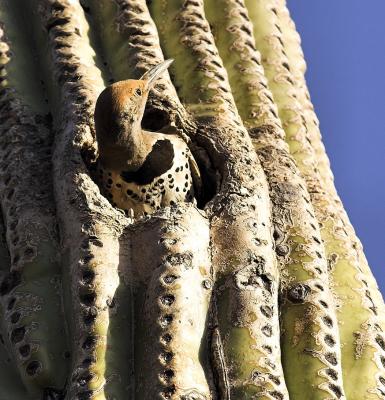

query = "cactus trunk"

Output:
[[0, 1, 383, 399]]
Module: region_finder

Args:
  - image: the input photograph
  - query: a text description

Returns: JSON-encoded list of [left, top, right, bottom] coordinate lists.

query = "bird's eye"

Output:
[[135, 88, 142, 96]]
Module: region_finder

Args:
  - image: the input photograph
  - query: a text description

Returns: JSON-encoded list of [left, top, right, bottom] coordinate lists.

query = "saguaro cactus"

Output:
[[0, 0, 383, 399]]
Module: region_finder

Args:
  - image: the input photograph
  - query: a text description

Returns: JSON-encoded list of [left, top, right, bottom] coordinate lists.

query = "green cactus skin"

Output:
[[0, 2, 70, 396], [149, 0, 288, 398], [245, 0, 385, 398], [204, 0, 346, 398], [274, 2, 385, 398], [0, 216, 33, 400]]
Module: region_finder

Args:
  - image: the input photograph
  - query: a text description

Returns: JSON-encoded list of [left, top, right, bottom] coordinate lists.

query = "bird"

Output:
[[92, 59, 201, 218]]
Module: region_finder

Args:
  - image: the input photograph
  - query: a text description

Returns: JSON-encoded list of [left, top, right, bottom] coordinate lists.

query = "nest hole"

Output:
[[142, 108, 170, 132]]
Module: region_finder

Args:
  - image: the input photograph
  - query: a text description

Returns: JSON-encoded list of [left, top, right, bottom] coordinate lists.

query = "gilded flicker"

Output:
[[93, 60, 201, 217]]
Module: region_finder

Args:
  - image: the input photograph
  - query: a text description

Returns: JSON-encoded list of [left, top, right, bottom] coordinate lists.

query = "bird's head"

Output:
[[94, 59, 173, 163]]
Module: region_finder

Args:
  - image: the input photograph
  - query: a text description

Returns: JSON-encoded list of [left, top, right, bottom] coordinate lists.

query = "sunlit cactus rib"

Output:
[[274, 0, 385, 316], [0, 3, 69, 396], [274, 1, 385, 397], [273, 0, 333, 191], [149, 0, 288, 398], [204, 0, 346, 399], [244, 0, 385, 398]]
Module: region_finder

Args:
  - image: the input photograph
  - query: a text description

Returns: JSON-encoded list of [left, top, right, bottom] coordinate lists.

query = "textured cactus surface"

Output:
[[0, 0, 384, 399]]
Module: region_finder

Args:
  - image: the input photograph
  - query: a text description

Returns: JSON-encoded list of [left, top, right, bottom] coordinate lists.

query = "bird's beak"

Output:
[[141, 59, 174, 90]]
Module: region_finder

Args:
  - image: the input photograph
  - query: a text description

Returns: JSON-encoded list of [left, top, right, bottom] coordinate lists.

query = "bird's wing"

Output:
[[188, 152, 202, 202]]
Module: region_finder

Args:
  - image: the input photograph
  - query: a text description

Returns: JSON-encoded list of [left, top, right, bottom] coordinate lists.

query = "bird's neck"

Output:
[[99, 125, 149, 171]]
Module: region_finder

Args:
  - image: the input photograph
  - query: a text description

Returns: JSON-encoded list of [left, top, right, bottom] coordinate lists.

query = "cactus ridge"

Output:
[[243, 0, 385, 398], [274, 3, 385, 397], [149, 0, 288, 398], [0, 6, 69, 394], [203, 0, 346, 398]]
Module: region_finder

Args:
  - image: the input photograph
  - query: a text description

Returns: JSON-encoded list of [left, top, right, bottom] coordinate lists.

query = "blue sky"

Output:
[[288, 1, 385, 292]]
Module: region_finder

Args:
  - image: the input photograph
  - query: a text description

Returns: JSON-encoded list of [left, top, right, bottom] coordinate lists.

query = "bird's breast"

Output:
[[95, 144, 195, 217]]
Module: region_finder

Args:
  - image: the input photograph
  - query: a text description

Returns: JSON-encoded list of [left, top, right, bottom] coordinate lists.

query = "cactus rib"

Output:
[[245, 0, 385, 398], [0, 3, 69, 395], [274, 2, 385, 397], [37, 0, 135, 398], [128, 205, 213, 398], [204, 0, 347, 398], [149, 0, 288, 398]]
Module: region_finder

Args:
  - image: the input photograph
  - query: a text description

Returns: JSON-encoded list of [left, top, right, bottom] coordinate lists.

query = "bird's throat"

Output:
[[99, 127, 149, 171]]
